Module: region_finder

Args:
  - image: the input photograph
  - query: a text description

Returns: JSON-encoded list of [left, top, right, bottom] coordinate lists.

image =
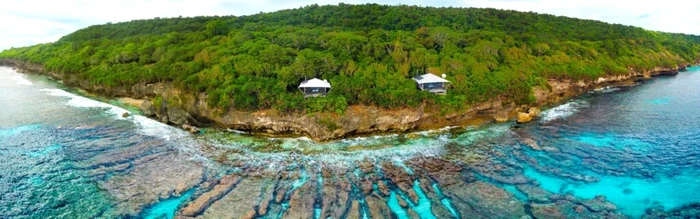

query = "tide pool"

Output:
[[525, 168, 700, 217], [387, 191, 410, 219], [432, 184, 459, 218], [411, 180, 437, 219], [141, 189, 196, 219]]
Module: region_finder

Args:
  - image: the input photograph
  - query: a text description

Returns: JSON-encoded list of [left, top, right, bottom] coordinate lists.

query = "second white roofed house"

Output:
[[298, 78, 332, 97], [413, 73, 451, 95]]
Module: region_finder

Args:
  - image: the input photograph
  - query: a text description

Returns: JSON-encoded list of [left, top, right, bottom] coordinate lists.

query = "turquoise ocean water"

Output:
[[1, 66, 699, 218]]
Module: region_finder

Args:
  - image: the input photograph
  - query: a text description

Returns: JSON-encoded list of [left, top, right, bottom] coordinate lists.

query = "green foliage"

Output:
[[303, 95, 348, 114], [153, 96, 164, 110], [316, 116, 340, 131], [205, 20, 228, 37], [166, 95, 182, 108], [2, 4, 699, 115]]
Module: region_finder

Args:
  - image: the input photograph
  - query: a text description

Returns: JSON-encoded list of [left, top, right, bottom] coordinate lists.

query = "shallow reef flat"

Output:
[[2, 67, 700, 218]]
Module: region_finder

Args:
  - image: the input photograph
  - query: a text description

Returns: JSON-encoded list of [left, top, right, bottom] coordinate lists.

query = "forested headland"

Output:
[[2, 4, 699, 115]]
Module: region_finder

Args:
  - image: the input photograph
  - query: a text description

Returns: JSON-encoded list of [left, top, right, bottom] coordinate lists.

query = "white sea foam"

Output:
[[12, 75, 33, 85], [206, 130, 448, 170], [40, 88, 187, 140], [226, 128, 247, 134], [589, 86, 620, 94], [131, 115, 188, 141], [203, 122, 510, 171], [41, 89, 114, 108], [294, 136, 314, 142], [540, 100, 588, 123], [339, 133, 399, 145], [411, 126, 458, 136]]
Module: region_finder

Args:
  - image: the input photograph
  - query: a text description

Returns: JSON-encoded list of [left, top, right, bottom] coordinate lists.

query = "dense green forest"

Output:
[[2, 4, 699, 114]]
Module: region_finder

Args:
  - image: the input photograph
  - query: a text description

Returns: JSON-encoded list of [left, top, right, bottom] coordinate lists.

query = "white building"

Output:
[[298, 78, 331, 97], [413, 73, 450, 95]]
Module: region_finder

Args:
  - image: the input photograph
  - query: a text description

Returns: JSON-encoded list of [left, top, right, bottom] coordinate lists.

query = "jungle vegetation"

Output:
[[2, 4, 699, 114]]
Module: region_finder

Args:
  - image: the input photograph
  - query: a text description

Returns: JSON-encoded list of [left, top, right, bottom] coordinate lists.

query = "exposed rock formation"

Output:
[[182, 124, 200, 134], [141, 100, 156, 117], [528, 107, 541, 117], [517, 112, 532, 123], [1, 59, 688, 141], [493, 110, 509, 123], [522, 138, 542, 151]]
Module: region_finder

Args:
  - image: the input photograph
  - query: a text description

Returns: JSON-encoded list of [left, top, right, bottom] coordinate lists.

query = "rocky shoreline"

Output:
[[0, 59, 691, 141], [3, 58, 699, 219]]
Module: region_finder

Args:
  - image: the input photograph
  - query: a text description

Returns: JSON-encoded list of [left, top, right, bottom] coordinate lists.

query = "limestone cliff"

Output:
[[1, 59, 689, 141]]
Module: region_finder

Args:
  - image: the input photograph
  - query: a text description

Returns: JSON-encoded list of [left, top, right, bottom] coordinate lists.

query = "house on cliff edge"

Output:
[[413, 73, 450, 95], [298, 78, 331, 97]]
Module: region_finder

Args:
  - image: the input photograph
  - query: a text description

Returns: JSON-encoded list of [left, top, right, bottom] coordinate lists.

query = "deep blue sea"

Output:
[[1, 66, 699, 218]]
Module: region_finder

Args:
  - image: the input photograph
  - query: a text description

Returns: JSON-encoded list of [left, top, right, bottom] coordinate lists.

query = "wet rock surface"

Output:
[[151, 126, 642, 219], [517, 184, 551, 202], [642, 204, 700, 219], [2, 61, 697, 218], [517, 112, 533, 123], [181, 124, 200, 134], [0, 114, 689, 219], [140, 100, 156, 117], [527, 107, 541, 117], [101, 152, 206, 216], [493, 110, 509, 123]]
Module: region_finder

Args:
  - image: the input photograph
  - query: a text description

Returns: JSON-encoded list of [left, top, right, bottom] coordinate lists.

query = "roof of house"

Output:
[[413, 73, 450, 84], [299, 78, 331, 88]]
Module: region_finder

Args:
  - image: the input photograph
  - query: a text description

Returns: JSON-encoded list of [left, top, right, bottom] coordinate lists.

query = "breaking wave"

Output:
[[12, 75, 33, 86], [589, 86, 621, 94], [39, 88, 186, 140], [540, 100, 588, 123]]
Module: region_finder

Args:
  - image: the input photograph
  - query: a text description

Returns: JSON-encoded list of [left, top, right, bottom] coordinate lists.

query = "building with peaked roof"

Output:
[[413, 73, 450, 95], [298, 78, 331, 97]]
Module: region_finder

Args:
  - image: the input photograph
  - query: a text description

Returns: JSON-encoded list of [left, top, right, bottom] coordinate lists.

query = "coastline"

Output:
[[0, 58, 691, 141]]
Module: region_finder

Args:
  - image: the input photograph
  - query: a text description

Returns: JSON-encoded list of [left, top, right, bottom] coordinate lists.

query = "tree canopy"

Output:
[[2, 4, 699, 114]]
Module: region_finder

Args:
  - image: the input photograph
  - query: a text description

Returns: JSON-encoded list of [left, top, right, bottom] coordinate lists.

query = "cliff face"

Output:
[[1, 59, 688, 141]]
